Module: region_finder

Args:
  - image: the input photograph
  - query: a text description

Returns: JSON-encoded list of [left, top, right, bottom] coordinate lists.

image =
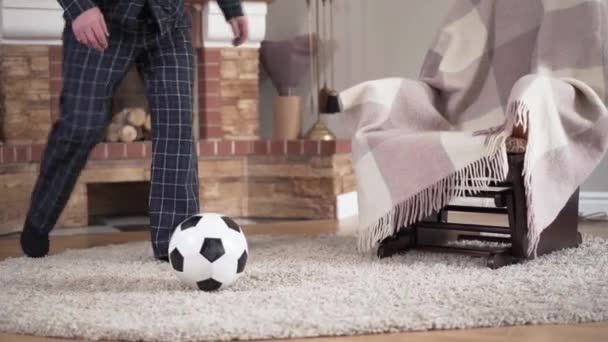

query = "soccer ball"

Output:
[[168, 213, 248, 291]]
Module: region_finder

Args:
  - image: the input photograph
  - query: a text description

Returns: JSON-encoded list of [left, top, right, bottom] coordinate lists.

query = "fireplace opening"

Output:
[[105, 61, 199, 143], [105, 66, 152, 143], [87, 182, 150, 229], [112, 66, 150, 115]]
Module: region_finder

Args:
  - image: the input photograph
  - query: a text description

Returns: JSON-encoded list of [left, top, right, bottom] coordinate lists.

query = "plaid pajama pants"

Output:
[[25, 6, 199, 258]]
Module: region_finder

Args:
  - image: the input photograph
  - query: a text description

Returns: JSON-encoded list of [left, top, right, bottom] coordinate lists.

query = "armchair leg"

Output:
[[377, 227, 416, 258], [486, 252, 519, 269]]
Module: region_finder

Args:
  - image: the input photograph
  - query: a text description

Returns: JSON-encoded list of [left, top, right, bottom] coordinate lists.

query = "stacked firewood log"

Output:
[[105, 107, 152, 142]]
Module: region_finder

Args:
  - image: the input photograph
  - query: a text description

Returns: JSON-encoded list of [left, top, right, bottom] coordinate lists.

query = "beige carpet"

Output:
[[1, 234, 607, 342]]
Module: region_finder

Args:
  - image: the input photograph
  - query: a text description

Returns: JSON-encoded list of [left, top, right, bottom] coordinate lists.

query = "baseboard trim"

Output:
[[579, 192, 608, 215]]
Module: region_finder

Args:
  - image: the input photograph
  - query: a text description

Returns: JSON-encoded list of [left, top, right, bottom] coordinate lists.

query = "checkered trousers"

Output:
[[25, 12, 199, 258]]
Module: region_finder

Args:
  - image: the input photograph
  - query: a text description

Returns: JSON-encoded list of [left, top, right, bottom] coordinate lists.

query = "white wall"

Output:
[[261, 0, 607, 192], [583, 160, 608, 192]]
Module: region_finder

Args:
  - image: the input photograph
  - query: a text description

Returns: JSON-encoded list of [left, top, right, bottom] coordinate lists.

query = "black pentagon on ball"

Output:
[[179, 215, 203, 231], [237, 250, 248, 274], [169, 248, 184, 272], [221, 216, 241, 233], [197, 278, 223, 292], [200, 238, 225, 262]]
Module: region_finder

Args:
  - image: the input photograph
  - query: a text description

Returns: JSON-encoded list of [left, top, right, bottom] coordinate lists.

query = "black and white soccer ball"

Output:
[[168, 213, 248, 291]]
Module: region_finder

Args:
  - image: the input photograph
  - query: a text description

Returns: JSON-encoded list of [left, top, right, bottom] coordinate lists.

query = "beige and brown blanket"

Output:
[[339, 0, 608, 255]]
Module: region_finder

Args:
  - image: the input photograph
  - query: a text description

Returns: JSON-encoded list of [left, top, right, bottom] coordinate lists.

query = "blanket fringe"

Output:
[[511, 101, 538, 257], [358, 99, 540, 256], [358, 137, 510, 251]]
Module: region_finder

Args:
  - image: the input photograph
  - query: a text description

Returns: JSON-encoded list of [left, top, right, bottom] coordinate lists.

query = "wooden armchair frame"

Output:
[[377, 152, 582, 269]]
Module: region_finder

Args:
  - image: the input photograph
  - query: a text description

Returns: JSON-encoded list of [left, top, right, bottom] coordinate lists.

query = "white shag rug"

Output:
[[1, 234, 608, 342]]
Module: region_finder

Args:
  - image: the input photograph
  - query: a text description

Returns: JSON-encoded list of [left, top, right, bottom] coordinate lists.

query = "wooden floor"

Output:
[[1, 216, 607, 342]]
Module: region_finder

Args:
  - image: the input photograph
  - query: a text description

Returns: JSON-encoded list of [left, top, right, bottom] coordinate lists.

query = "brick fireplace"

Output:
[[0, 0, 355, 234]]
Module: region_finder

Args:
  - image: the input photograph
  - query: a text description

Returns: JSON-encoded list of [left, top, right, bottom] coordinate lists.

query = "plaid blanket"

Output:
[[339, 0, 608, 255]]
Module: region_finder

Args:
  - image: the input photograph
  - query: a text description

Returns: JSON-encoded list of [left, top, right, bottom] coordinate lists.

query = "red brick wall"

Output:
[[198, 49, 223, 139], [198, 48, 261, 140], [0, 139, 351, 164]]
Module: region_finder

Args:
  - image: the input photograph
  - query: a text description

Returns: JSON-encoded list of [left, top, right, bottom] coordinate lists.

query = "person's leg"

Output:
[[21, 26, 139, 257], [137, 27, 199, 260]]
